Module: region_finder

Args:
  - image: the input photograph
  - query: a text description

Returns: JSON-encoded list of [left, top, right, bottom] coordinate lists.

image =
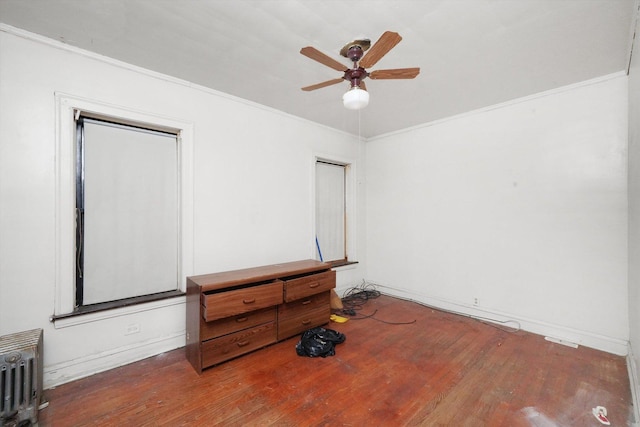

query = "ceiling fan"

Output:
[[300, 31, 420, 110]]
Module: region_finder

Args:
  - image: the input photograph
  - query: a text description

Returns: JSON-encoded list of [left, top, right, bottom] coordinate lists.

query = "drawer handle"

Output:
[[308, 282, 319, 288], [237, 340, 250, 347], [302, 319, 311, 325], [301, 300, 312, 305], [236, 316, 249, 323], [242, 298, 256, 304]]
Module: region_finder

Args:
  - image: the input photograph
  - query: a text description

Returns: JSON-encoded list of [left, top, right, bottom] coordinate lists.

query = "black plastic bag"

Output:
[[295, 327, 346, 358]]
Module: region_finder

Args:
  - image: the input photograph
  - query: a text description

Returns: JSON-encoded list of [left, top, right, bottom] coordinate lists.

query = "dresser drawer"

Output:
[[201, 306, 276, 341], [202, 322, 276, 368], [282, 270, 335, 302], [277, 306, 331, 341], [202, 281, 283, 322], [278, 291, 330, 320]]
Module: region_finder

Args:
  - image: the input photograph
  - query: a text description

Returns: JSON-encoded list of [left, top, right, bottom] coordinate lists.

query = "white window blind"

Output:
[[315, 161, 346, 262], [81, 119, 178, 305]]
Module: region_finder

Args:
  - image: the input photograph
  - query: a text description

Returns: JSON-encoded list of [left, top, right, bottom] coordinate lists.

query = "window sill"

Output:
[[328, 260, 359, 269], [51, 290, 186, 329]]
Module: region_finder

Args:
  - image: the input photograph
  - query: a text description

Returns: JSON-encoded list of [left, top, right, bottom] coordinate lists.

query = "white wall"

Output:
[[366, 74, 629, 355], [0, 27, 366, 387], [627, 1, 640, 418], [0, 22, 631, 391]]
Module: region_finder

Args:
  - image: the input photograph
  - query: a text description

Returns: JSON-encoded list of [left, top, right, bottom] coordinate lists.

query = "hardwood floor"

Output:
[[38, 295, 633, 426]]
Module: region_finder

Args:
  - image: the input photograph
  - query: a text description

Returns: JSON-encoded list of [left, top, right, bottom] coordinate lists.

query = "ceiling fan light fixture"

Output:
[[343, 86, 369, 110], [301, 31, 418, 111]]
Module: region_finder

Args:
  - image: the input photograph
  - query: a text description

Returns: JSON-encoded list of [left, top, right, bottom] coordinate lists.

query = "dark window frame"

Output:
[[71, 116, 182, 313]]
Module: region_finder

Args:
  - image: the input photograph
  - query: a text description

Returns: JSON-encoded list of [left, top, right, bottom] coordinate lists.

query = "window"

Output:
[[75, 117, 180, 308], [315, 160, 352, 266], [54, 93, 194, 322]]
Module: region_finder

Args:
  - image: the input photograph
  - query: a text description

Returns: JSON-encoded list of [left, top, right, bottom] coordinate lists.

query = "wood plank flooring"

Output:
[[38, 295, 633, 426]]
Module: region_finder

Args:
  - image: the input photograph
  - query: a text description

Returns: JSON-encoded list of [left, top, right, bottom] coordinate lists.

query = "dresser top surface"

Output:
[[187, 259, 330, 292]]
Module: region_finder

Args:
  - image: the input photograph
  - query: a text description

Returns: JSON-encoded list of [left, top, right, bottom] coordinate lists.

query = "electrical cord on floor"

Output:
[[341, 281, 380, 313], [338, 280, 521, 333], [387, 289, 522, 334], [338, 281, 416, 325]]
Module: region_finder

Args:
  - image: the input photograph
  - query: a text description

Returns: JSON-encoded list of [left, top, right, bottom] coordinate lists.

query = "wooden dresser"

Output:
[[186, 259, 335, 373]]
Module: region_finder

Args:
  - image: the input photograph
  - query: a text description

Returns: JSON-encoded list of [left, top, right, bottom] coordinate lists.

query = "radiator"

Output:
[[0, 329, 43, 427]]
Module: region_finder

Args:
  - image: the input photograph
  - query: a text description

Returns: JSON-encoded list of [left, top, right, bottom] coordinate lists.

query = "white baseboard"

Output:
[[364, 283, 629, 356], [43, 332, 185, 389], [628, 343, 640, 425]]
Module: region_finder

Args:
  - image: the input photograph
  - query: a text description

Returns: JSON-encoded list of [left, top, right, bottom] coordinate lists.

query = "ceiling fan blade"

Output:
[[369, 68, 420, 79], [300, 47, 348, 72], [301, 78, 345, 91], [359, 81, 367, 91], [359, 31, 403, 69]]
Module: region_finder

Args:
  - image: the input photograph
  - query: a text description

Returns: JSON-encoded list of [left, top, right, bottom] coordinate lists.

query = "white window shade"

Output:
[[315, 161, 346, 263], [82, 120, 178, 305]]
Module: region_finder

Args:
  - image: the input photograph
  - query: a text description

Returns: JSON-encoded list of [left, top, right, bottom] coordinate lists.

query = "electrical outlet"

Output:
[[125, 323, 140, 335], [473, 297, 479, 306]]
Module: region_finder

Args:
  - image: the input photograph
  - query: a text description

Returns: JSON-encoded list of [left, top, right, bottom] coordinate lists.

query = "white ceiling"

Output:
[[0, 0, 635, 138]]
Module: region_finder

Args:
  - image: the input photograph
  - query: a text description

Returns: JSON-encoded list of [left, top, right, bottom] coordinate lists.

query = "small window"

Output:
[[74, 116, 181, 309], [315, 160, 348, 266]]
